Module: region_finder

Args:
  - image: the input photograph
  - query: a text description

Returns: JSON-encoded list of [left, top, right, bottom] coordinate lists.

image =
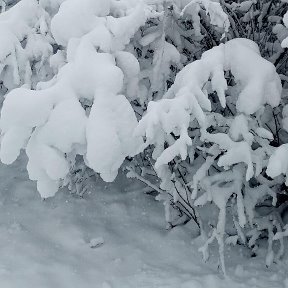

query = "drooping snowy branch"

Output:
[[136, 38, 281, 173], [0, 0, 56, 92], [0, 0, 148, 197]]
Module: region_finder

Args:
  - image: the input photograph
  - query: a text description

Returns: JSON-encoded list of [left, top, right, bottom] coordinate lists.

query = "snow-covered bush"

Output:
[[1, 0, 288, 275], [134, 37, 285, 273], [0, 0, 231, 196], [0, 0, 150, 197]]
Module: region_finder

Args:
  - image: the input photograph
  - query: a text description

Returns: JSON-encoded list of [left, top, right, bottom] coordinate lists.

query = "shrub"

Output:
[[0, 0, 288, 274]]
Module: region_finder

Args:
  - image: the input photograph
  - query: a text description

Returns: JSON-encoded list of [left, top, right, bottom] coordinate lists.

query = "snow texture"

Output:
[[0, 157, 286, 287]]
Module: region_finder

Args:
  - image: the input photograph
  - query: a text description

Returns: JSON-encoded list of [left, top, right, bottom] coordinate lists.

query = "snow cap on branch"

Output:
[[136, 38, 281, 171]]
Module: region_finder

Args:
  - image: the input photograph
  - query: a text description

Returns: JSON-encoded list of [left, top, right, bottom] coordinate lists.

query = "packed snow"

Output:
[[0, 156, 286, 288]]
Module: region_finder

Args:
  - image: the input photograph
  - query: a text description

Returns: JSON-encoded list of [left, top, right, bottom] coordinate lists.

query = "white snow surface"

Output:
[[0, 155, 287, 288]]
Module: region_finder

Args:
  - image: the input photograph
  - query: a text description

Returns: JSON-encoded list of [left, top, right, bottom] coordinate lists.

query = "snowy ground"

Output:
[[0, 156, 287, 288]]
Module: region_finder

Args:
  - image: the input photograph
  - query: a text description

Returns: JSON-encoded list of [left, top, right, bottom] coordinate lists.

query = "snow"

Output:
[[0, 0, 147, 197], [86, 90, 142, 182], [0, 0, 54, 90], [281, 11, 288, 47], [225, 39, 282, 114], [180, 0, 230, 37], [267, 144, 288, 185], [114, 51, 140, 100], [51, 0, 148, 51], [229, 114, 253, 144], [0, 1, 287, 286], [0, 155, 286, 287], [51, 0, 111, 46], [106, 2, 147, 51], [136, 38, 281, 194], [0, 88, 54, 132], [89, 237, 105, 249], [61, 47, 124, 99], [37, 98, 87, 153]]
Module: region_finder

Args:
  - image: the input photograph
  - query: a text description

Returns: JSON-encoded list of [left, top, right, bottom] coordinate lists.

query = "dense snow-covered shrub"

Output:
[[0, 0, 149, 197], [0, 0, 288, 275], [134, 37, 285, 273]]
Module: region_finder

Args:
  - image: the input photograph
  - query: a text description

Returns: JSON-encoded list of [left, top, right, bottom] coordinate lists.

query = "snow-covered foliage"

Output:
[[135, 36, 284, 274], [0, 0, 288, 275], [0, 0, 57, 95], [0, 0, 146, 197]]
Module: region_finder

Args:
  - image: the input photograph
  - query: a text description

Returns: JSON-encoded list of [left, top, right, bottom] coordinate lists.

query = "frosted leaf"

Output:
[[267, 144, 288, 185], [229, 114, 253, 144], [203, 132, 254, 181], [255, 128, 274, 140], [106, 3, 147, 51]]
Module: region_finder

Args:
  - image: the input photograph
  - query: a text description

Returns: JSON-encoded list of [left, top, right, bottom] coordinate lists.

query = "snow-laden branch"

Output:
[[0, 0, 55, 91], [136, 38, 281, 173], [0, 0, 149, 197], [181, 0, 230, 37]]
